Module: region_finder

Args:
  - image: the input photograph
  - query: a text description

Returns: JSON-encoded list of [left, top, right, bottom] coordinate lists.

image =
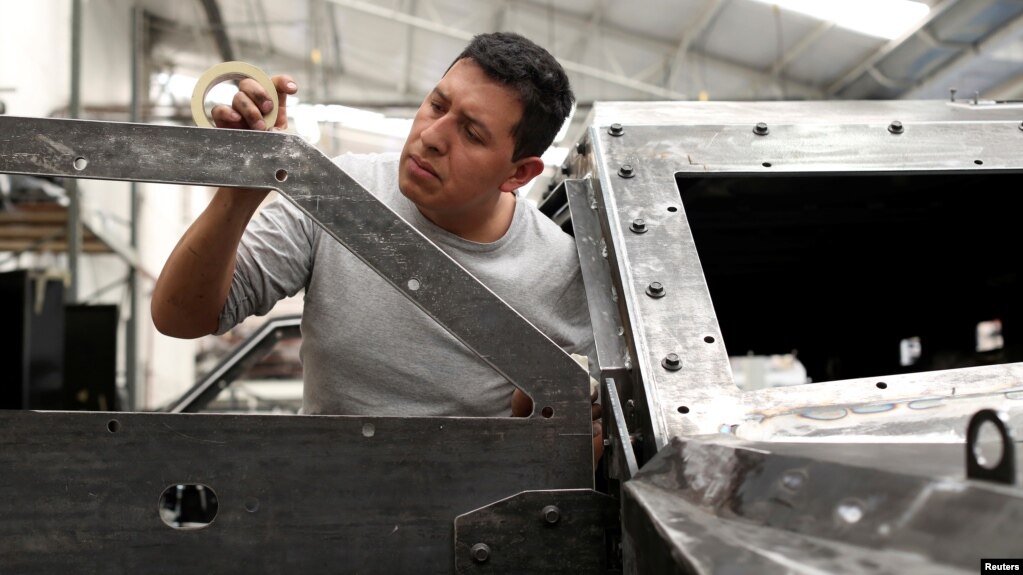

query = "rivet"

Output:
[[630, 219, 648, 234], [542, 505, 561, 524], [576, 140, 590, 155], [888, 121, 904, 134], [618, 164, 635, 178], [608, 123, 624, 136], [471, 543, 491, 563], [561, 165, 571, 175], [753, 122, 769, 136], [646, 281, 665, 298], [662, 353, 682, 371]]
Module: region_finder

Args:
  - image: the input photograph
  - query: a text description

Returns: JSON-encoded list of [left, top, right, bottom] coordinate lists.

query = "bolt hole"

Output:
[[275, 168, 288, 182], [677, 405, 690, 414], [159, 484, 218, 530], [541, 406, 554, 418], [407, 278, 421, 291], [974, 159, 984, 165], [362, 423, 376, 438], [704, 336, 715, 344], [107, 419, 120, 433], [667, 206, 678, 213], [244, 497, 260, 513], [73, 157, 88, 171], [876, 382, 888, 390], [762, 162, 772, 168], [974, 420, 1005, 469]]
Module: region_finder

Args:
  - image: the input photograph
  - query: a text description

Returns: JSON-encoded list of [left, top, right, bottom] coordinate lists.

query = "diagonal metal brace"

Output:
[[0, 116, 590, 415]]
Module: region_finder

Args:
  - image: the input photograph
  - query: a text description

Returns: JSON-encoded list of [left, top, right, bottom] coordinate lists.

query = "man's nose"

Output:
[[420, 116, 451, 154]]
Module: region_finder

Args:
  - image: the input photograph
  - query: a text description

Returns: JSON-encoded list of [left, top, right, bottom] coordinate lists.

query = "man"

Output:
[[152, 33, 600, 454]]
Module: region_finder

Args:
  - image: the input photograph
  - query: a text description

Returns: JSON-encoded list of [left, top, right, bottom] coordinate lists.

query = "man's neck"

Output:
[[417, 192, 517, 243]]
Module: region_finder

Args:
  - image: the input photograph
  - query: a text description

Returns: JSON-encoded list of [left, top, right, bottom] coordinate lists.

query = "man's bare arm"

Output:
[[150, 74, 297, 338]]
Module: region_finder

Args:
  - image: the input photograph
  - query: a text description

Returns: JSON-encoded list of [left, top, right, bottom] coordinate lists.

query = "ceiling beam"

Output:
[[903, 7, 1023, 99], [825, 0, 961, 97], [328, 0, 821, 100], [197, 0, 235, 61], [667, 0, 726, 88]]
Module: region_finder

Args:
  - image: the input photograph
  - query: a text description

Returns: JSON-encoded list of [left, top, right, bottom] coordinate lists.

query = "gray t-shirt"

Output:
[[218, 152, 594, 417]]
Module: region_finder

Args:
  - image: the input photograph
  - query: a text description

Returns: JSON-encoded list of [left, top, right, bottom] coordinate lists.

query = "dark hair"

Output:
[[450, 32, 574, 161]]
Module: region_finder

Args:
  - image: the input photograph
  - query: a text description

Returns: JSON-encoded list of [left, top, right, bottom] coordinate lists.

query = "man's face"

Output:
[[399, 58, 529, 221]]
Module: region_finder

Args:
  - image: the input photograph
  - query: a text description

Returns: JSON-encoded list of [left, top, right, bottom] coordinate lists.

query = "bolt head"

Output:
[[646, 281, 665, 298], [471, 543, 491, 563], [542, 505, 561, 524], [753, 122, 769, 136], [888, 121, 904, 134], [630, 219, 647, 234], [618, 164, 635, 178], [576, 140, 590, 154], [662, 353, 682, 371], [608, 123, 624, 136]]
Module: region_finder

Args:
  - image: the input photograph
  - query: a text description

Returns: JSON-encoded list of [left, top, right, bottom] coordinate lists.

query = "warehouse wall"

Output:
[[1, 0, 200, 409]]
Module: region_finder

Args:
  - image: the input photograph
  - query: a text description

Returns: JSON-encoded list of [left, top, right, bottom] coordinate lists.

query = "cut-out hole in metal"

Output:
[[975, 160, 984, 165], [966, 409, 1016, 485], [275, 168, 288, 182], [677, 405, 690, 414], [876, 382, 888, 389], [541, 406, 554, 418], [107, 420, 120, 433], [762, 162, 772, 168], [159, 484, 218, 530], [667, 206, 678, 213], [704, 336, 715, 344]]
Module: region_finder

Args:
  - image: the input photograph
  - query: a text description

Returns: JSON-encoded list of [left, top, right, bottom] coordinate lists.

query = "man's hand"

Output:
[[511, 388, 604, 468], [211, 74, 297, 132]]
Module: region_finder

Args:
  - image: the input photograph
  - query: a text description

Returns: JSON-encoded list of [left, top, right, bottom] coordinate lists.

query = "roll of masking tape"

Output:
[[190, 61, 279, 129]]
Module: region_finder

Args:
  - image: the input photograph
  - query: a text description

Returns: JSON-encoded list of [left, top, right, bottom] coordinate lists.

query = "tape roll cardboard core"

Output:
[[190, 61, 279, 129]]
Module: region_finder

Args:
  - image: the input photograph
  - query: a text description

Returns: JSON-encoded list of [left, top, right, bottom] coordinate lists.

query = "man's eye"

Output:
[[429, 101, 443, 113], [466, 128, 481, 143]]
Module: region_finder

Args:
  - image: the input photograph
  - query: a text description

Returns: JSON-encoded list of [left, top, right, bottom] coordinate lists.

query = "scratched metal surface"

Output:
[[0, 410, 592, 573], [582, 117, 1023, 449], [623, 436, 1023, 574]]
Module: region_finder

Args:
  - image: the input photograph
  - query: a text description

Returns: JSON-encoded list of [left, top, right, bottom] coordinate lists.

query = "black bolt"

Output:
[[753, 122, 769, 136], [471, 543, 491, 563], [1018, 121, 1023, 132], [542, 505, 561, 524], [662, 353, 682, 371], [888, 121, 904, 134], [630, 219, 648, 234], [576, 140, 590, 155], [608, 123, 624, 136], [618, 164, 635, 178], [646, 281, 665, 298], [561, 165, 571, 175]]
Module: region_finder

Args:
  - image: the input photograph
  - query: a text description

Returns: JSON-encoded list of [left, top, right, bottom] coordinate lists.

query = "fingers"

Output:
[[591, 401, 602, 421], [272, 75, 298, 130], [212, 75, 298, 131], [592, 421, 604, 467]]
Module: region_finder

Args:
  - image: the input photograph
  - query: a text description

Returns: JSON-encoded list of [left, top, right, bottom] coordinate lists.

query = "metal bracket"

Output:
[[966, 409, 1017, 485], [453, 489, 619, 573]]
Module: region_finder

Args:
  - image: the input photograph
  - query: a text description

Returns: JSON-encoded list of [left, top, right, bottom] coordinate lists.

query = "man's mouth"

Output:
[[409, 155, 439, 180]]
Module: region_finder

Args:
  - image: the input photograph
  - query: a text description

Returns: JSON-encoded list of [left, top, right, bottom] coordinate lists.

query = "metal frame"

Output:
[[0, 116, 595, 572], [569, 100, 1023, 455]]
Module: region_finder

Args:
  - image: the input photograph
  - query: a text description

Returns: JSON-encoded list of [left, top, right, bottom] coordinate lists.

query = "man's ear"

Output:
[[499, 156, 546, 193]]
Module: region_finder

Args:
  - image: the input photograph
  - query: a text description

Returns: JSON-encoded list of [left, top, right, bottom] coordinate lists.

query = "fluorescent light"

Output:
[[749, 0, 929, 40]]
